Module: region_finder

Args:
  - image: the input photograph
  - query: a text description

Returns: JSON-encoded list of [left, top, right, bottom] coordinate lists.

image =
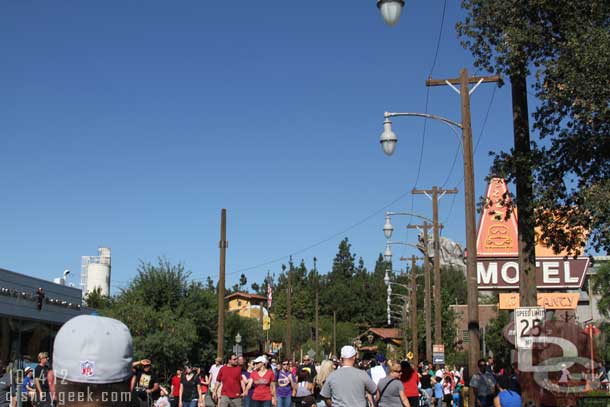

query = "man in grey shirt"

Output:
[[321, 346, 377, 407]]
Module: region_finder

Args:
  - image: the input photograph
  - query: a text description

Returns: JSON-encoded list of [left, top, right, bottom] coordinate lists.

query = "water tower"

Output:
[[81, 247, 111, 297]]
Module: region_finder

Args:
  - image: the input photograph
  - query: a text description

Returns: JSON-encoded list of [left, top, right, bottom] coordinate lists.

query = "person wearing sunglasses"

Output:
[[215, 355, 243, 407], [244, 356, 276, 407]]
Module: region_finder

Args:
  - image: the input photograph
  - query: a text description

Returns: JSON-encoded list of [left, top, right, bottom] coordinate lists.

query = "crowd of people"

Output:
[[3, 314, 610, 407]]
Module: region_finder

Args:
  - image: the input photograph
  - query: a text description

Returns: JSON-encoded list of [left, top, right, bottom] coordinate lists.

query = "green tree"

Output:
[[592, 262, 610, 318], [102, 258, 217, 377], [484, 309, 511, 371], [457, 0, 610, 254], [84, 286, 113, 309], [320, 238, 359, 318], [239, 274, 248, 291], [440, 268, 467, 360]]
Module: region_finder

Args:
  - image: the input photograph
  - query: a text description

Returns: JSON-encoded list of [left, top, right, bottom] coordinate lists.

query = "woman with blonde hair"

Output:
[[314, 360, 335, 407]]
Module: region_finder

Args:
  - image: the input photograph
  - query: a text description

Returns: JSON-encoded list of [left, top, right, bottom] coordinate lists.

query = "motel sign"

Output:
[[477, 257, 589, 289]]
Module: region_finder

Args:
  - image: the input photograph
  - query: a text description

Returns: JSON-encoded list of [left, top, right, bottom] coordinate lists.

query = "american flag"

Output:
[[267, 283, 273, 309]]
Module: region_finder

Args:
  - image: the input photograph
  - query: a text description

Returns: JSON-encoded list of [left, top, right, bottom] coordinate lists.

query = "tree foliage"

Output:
[[484, 309, 511, 371], [592, 261, 610, 318], [96, 258, 218, 378], [457, 0, 610, 253], [90, 239, 467, 368]]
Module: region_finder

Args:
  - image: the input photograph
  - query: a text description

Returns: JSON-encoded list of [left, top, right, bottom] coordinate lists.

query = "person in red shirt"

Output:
[[400, 361, 420, 407], [245, 356, 276, 407], [214, 354, 244, 407], [170, 368, 183, 407]]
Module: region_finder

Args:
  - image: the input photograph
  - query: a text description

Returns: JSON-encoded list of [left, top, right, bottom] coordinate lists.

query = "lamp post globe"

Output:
[[235, 332, 242, 344], [384, 271, 390, 286], [380, 118, 398, 156], [383, 215, 394, 239], [384, 243, 392, 262], [376, 0, 405, 27]]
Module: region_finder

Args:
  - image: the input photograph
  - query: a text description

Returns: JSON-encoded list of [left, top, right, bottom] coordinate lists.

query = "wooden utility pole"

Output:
[[426, 69, 501, 380], [401, 255, 424, 364], [412, 187, 456, 347], [401, 302, 409, 359], [314, 257, 319, 360], [407, 222, 433, 361], [286, 260, 292, 360], [217, 209, 228, 359]]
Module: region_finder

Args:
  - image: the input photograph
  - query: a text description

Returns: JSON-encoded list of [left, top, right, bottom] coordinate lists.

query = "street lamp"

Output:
[[384, 243, 393, 262], [380, 113, 463, 157], [383, 215, 394, 239], [377, 95, 488, 379], [233, 332, 243, 357], [376, 0, 405, 27]]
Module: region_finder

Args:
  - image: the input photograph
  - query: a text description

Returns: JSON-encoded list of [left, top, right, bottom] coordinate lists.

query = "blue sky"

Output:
[[1, 1, 519, 292]]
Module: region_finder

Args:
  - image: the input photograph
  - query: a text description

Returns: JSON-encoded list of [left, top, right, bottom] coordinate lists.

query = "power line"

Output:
[[400, 0, 448, 256], [204, 1, 453, 279], [223, 189, 412, 277], [442, 86, 497, 226]]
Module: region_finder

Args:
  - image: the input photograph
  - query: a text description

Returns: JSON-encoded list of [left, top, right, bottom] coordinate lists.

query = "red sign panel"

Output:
[[477, 257, 589, 289]]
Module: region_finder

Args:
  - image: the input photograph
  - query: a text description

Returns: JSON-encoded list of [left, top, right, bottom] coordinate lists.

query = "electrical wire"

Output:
[[400, 0, 448, 256], [200, 0, 453, 280], [442, 86, 497, 226], [223, 189, 413, 277]]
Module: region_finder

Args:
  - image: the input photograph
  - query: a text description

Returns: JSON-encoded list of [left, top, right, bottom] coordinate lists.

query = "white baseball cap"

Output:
[[53, 315, 133, 384], [340, 345, 357, 359], [253, 356, 268, 364]]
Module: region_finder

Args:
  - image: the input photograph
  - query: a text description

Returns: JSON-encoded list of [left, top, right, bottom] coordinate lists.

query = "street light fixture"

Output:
[[380, 118, 398, 155], [235, 332, 242, 344], [383, 215, 394, 239], [376, 0, 405, 27], [384, 243, 393, 262], [377, 75, 499, 379], [380, 113, 463, 157]]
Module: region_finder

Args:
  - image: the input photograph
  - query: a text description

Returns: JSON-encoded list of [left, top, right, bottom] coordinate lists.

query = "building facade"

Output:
[[225, 292, 267, 320], [0, 267, 85, 363]]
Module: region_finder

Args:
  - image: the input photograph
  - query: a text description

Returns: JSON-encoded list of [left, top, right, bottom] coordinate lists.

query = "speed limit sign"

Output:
[[515, 307, 545, 349]]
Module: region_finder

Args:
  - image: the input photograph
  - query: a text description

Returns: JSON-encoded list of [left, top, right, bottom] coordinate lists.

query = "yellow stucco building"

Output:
[[225, 292, 268, 320]]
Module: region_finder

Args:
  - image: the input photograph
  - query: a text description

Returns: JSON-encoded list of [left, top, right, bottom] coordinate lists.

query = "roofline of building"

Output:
[[0, 267, 81, 293], [225, 292, 267, 301]]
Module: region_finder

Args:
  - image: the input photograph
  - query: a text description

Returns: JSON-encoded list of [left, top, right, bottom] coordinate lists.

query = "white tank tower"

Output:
[[81, 247, 111, 297]]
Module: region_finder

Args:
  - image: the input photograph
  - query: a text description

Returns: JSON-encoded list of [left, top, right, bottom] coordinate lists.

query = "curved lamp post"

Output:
[[375, 0, 498, 378], [380, 112, 462, 157]]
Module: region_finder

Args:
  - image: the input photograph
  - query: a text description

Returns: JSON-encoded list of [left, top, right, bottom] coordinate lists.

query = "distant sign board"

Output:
[[263, 315, 271, 331], [477, 257, 589, 289], [432, 344, 445, 365], [499, 293, 580, 310], [515, 307, 545, 349]]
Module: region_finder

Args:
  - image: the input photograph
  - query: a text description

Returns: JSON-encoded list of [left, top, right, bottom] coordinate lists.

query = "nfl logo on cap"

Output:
[[54, 315, 133, 384], [81, 360, 95, 377]]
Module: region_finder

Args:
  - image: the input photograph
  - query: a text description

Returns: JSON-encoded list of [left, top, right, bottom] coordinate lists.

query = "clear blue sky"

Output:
[[1, 1, 519, 292]]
